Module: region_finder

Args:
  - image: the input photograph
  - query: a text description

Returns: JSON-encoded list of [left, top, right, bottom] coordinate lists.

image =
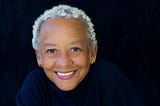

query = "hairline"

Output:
[[32, 5, 97, 50]]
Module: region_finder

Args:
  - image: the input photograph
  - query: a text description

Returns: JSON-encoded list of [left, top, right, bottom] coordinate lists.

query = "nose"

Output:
[[56, 51, 73, 67]]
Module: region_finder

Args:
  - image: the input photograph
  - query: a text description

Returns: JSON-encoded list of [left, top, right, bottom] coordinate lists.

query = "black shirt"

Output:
[[16, 59, 144, 106]]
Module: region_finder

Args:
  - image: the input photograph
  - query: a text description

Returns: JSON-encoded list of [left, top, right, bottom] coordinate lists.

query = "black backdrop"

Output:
[[1, 0, 160, 106]]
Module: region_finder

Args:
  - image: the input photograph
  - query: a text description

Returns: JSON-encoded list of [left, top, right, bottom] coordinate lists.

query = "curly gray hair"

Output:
[[32, 4, 97, 50]]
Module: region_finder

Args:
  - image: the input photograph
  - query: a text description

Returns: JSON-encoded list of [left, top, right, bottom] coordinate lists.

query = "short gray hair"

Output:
[[32, 4, 97, 50]]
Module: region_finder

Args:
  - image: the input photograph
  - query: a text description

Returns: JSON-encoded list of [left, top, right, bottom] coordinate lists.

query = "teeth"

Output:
[[57, 71, 74, 77]]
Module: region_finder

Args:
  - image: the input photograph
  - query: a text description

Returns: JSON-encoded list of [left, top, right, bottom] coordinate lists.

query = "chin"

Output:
[[59, 85, 77, 91]]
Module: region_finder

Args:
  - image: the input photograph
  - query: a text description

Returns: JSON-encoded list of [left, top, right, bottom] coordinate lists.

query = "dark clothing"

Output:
[[16, 59, 144, 106]]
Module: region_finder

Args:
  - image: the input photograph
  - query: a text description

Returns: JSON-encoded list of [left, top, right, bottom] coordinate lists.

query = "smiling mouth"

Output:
[[57, 71, 74, 77], [55, 70, 77, 80]]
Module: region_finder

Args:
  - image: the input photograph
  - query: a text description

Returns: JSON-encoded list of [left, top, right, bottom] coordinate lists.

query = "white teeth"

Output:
[[57, 71, 74, 77]]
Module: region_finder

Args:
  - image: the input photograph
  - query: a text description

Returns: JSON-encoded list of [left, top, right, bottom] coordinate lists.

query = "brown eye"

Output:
[[71, 47, 80, 52], [46, 49, 58, 58], [47, 49, 56, 54], [70, 47, 82, 56]]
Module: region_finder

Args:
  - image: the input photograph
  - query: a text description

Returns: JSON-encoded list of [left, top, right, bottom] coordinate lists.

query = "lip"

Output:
[[55, 69, 78, 80]]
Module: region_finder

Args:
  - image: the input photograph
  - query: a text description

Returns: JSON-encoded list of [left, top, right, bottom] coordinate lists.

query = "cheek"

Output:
[[73, 53, 90, 67], [42, 56, 56, 69]]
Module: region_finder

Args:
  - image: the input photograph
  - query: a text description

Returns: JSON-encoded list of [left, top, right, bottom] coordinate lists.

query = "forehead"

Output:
[[40, 18, 88, 38], [39, 18, 89, 46]]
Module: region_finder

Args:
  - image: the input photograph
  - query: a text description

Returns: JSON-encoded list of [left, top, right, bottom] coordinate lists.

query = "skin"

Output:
[[35, 18, 97, 91]]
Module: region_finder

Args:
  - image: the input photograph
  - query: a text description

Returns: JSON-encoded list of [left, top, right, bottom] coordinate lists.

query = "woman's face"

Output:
[[36, 18, 97, 91]]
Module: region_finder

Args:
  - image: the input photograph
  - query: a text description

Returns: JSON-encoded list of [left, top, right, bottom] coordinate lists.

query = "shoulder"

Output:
[[89, 59, 145, 105], [16, 68, 50, 105], [90, 58, 124, 80], [18, 68, 49, 92], [94, 59, 118, 71], [25, 68, 47, 82], [19, 68, 47, 87], [90, 58, 134, 91]]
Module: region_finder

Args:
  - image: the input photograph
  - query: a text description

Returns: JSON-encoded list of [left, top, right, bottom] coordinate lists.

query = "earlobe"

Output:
[[35, 50, 42, 67], [90, 44, 98, 64]]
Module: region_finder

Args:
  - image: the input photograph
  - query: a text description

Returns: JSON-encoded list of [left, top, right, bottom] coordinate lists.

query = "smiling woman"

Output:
[[16, 4, 144, 106], [37, 18, 94, 91]]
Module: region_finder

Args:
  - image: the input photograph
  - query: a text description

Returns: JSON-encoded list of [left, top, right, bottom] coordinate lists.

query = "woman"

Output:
[[16, 5, 144, 106]]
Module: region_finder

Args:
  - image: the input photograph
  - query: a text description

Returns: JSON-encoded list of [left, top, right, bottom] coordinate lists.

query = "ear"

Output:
[[90, 44, 98, 64], [35, 50, 43, 67]]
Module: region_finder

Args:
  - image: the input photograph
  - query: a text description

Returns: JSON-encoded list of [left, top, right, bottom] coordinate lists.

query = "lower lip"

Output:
[[56, 71, 76, 80]]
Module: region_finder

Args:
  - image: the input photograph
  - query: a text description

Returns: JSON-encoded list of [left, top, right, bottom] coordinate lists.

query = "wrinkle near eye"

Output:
[[44, 48, 58, 58], [70, 47, 83, 57]]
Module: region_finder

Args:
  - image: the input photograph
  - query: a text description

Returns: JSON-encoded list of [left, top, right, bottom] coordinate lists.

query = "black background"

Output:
[[0, 0, 160, 106]]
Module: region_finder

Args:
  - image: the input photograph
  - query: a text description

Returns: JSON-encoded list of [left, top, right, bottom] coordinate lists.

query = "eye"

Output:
[[46, 49, 58, 58], [47, 49, 56, 54], [71, 47, 81, 52], [70, 47, 82, 56]]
